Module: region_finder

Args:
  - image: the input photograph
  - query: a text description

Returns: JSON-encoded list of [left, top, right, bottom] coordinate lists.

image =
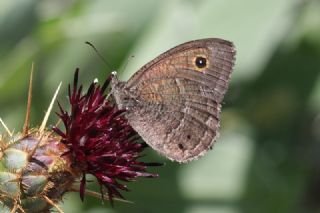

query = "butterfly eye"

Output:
[[195, 56, 207, 68]]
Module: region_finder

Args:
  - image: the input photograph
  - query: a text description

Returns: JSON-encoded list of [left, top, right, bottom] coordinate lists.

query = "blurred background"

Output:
[[1, 0, 320, 212]]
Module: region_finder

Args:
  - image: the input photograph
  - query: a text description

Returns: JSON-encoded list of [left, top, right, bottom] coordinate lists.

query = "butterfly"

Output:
[[111, 38, 236, 163]]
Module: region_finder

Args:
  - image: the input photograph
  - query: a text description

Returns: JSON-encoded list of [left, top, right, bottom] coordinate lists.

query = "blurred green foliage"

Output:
[[1, 0, 320, 213]]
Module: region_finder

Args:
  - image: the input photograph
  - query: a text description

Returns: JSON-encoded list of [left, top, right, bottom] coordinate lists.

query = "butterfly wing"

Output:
[[114, 38, 236, 163]]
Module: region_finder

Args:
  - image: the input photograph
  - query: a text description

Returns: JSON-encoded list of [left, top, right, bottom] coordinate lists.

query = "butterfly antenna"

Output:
[[85, 41, 114, 71], [119, 54, 135, 74]]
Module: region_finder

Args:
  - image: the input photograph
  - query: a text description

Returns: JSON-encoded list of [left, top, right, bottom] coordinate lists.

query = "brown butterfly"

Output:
[[111, 38, 236, 163]]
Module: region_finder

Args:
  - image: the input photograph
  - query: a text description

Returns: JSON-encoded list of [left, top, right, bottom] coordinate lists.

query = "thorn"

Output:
[[10, 202, 18, 213], [28, 82, 62, 160], [39, 82, 62, 136], [7, 177, 21, 183], [43, 195, 64, 213], [17, 204, 26, 213], [27, 134, 45, 162], [69, 186, 133, 204], [23, 63, 34, 136], [0, 118, 12, 136]]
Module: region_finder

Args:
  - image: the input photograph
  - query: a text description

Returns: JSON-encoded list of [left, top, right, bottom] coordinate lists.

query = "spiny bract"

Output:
[[0, 131, 76, 213]]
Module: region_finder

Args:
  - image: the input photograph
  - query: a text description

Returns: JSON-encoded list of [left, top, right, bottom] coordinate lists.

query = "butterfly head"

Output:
[[111, 72, 135, 111]]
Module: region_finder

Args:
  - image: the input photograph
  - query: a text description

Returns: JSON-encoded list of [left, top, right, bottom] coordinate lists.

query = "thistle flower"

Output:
[[53, 68, 161, 203], [0, 66, 160, 213]]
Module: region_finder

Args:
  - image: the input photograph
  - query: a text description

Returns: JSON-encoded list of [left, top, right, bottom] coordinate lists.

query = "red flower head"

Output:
[[53, 69, 161, 204]]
